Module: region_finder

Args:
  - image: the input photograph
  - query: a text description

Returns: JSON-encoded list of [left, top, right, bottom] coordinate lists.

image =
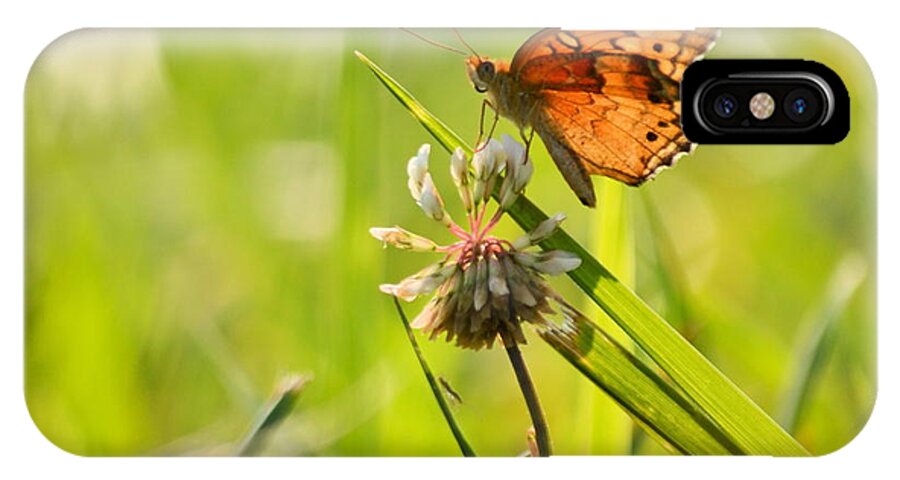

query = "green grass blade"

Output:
[[392, 297, 477, 457], [595, 179, 636, 288], [778, 255, 867, 432], [237, 374, 311, 456], [357, 52, 809, 456], [583, 178, 636, 454], [540, 311, 738, 455], [354, 51, 466, 151]]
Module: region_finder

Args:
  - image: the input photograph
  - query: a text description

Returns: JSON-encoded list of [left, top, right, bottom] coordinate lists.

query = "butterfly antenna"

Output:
[[453, 28, 481, 57], [401, 28, 467, 56]]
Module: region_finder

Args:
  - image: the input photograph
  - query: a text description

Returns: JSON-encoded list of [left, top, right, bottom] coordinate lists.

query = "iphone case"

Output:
[[25, 28, 875, 456]]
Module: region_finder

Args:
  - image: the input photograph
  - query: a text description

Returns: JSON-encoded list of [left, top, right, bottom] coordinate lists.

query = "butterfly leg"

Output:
[[520, 126, 536, 162], [518, 98, 542, 159], [475, 100, 500, 152]]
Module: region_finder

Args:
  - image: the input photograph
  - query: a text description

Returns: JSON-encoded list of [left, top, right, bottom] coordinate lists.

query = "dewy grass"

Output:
[[357, 50, 810, 456]]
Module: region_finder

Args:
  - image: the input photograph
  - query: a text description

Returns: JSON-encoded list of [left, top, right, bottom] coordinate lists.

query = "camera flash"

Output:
[[750, 92, 775, 120]]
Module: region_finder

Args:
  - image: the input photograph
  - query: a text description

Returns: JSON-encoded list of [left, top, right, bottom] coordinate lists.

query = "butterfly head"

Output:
[[466, 56, 507, 94]]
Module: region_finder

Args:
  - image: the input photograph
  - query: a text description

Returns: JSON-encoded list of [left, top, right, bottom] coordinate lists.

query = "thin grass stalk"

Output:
[[392, 297, 477, 456], [777, 255, 867, 432]]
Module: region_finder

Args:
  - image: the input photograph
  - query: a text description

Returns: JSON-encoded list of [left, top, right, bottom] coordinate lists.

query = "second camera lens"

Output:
[[784, 88, 820, 123]]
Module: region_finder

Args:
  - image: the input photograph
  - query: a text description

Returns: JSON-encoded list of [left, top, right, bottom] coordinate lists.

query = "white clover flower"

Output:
[[372, 138, 582, 350]]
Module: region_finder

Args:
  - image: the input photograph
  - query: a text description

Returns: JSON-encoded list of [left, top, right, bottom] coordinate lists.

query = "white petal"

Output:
[[380, 264, 455, 301], [511, 234, 532, 250], [532, 250, 582, 275], [406, 144, 431, 200], [449, 148, 474, 213], [501, 134, 525, 166], [482, 174, 499, 204], [417, 143, 431, 158], [499, 184, 518, 209], [487, 139, 508, 172], [472, 141, 494, 180], [369, 226, 438, 252], [509, 276, 537, 307], [408, 264, 455, 296], [407, 177, 422, 201], [473, 138, 505, 203], [527, 213, 566, 245], [474, 259, 489, 311], [498, 135, 531, 209], [410, 299, 439, 329], [498, 162, 518, 208], [455, 263, 476, 313], [512, 251, 538, 268], [449, 147, 468, 186], [488, 256, 509, 296], [514, 157, 533, 192], [474, 138, 505, 177], [379, 283, 416, 302], [503, 256, 537, 307], [418, 174, 446, 222]]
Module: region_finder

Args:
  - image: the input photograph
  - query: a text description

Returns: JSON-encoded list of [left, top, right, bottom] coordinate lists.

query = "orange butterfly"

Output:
[[466, 28, 719, 207]]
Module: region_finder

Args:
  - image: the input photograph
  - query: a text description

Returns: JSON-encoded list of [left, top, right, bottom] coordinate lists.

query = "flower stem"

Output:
[[501, 330, 552, 456]]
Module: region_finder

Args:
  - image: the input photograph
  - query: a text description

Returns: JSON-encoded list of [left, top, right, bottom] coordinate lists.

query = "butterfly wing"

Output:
[[534, 89, 691, 205], [510, 29, 718, 206], [511, 28, 719, 85]]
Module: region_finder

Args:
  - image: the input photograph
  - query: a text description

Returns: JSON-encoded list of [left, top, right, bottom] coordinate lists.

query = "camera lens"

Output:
[[713, 94, 738, 118], [784, 88, 820, 123], [791, 98, 808, 115]]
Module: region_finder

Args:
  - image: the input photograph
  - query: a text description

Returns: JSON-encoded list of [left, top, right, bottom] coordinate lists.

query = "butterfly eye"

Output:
[[477, 61, 495, 81]]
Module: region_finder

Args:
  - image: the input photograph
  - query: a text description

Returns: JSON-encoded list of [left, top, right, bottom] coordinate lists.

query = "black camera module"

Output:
[[682, 60, 849, 144], [783, 88, 820, 123], [713, 93, 738, 118]]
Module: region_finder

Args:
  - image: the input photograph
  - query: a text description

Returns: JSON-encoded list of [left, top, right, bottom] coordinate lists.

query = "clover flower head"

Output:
[[371, 138, 582, 350]]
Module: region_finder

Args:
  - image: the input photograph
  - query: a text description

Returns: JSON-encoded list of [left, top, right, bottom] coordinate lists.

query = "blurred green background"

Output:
[[25, 28, 875, 456]]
